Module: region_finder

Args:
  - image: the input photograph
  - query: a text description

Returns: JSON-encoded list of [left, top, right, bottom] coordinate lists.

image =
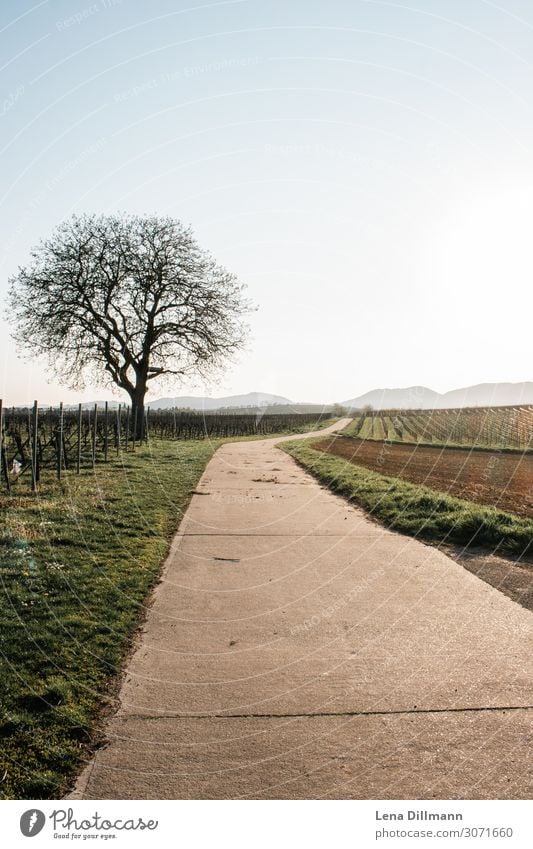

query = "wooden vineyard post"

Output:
[[125, 406, 130, 452], [92, 404, 97, 467], [85, 406, 90, 451], [57, 402, 64, 480], [1, 447, 9, 493], [104, 401, 109, 463], [27, 407, 32, 466], [145, 407, 149, 444], [31, 400, 39, 492], [132, 409, 137, 452], [77, 403, 82, 473], [116, 404, 121, 456], [0, 399, 8, 494]]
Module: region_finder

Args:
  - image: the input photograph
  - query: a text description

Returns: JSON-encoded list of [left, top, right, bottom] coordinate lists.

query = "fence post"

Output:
[[92, 403, 97, 467], [0, 399, 8, 494], [125, 406, 130, 451], [116, 403, 121, 456], [132, 408, 137, 452], [104, 401, 109, 463], [57, 402, 64, 480], [145, 407, 149, 444], [1, 448, 9, 493], [31, 400, 39, 492], [77, 403, 82, 473]]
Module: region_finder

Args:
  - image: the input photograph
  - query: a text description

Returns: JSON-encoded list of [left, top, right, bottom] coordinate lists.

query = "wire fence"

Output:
[[0, 401, 333, 492]]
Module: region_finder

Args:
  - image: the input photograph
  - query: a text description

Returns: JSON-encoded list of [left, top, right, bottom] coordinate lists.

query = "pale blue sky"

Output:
[[1, 0, 533, 404]]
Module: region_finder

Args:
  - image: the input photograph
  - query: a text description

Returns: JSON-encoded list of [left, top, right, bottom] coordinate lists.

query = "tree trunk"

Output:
[[129, 382, 146, 441]]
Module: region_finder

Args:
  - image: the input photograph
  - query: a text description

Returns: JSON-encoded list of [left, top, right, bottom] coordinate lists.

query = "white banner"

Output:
[[1, 800, 532, 849]]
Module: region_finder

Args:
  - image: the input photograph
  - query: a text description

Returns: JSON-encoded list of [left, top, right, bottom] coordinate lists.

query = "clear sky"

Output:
[[1, 0, 532, 405]]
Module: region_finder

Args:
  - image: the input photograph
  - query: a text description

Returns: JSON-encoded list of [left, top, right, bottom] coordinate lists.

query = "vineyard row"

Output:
[[0, 401, 332, 492], [344, 405, 533, 451]]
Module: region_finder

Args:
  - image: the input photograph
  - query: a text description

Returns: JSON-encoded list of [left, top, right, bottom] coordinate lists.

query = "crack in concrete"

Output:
[[125, 704, 533, 721]]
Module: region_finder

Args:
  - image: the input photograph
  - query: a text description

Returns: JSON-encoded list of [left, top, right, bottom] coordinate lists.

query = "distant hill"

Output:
[[343, 382, 533, 410], [148, 391, 292, 410], [46, 383, 533, 413], [55, 394, 332, 413], [438, 382, 533, 408], [343, 386, 439, 410]]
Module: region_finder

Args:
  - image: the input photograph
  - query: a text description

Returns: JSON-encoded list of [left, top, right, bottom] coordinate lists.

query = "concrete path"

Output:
[[72, 420, 533, 799]]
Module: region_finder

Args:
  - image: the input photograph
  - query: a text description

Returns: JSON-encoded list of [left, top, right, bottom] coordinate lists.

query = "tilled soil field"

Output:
[[312, 435, 533, 518]]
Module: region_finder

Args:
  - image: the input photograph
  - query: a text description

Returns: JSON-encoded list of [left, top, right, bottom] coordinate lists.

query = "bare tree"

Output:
[[7, 214, 250, 437]]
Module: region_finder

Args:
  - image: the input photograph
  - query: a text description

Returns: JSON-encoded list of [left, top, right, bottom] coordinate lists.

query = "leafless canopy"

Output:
[[8, 213, 250, 427]]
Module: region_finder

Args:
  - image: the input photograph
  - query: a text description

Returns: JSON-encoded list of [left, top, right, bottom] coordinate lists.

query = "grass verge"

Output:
[[0, 439, 220, 800], [282, 439, 533, 557]]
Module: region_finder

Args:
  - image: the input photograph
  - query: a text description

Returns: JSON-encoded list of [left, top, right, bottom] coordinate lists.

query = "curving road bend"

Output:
[[71, 418, 533, 799]]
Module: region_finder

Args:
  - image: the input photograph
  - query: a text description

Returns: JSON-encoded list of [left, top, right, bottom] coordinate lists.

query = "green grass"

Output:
[[282, 439, 533, 556], [355, 417, 372, 440], [0, 439, 222, 800]]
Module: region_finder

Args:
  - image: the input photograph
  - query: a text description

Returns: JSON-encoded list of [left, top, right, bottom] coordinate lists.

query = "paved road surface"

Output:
[[72, 420, 533, 799]]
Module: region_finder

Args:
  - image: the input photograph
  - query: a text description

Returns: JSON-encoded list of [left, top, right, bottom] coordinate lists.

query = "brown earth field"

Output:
[[312, 435, 533, 519]]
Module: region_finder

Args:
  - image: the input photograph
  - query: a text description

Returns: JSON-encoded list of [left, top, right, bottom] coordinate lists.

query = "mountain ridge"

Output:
[[54, 382, 533, 411], [342, 382, 533, 410], [148, 391, 292, 410]]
